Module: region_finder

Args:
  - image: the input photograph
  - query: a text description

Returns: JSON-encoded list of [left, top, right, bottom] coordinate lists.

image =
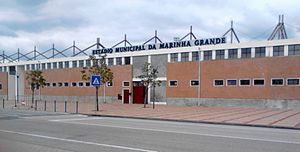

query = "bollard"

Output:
[[44, 100, 47, 111], [2, 99, 4, 109], [54, 100, 56, 112], [76, 101, 78, 114], [35, 100, 37, 111], [64, 101, 67, 113]]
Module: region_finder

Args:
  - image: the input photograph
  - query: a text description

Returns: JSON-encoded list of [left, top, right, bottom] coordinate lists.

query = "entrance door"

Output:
[[123, 89, 130, 104], [133, 86, 145, 104]]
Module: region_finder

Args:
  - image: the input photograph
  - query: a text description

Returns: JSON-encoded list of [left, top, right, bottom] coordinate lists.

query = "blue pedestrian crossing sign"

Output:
[[91, 75, 101, 87]]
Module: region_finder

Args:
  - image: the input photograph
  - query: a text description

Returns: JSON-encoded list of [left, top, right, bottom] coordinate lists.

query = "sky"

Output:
[[0, 0, 300, 55]]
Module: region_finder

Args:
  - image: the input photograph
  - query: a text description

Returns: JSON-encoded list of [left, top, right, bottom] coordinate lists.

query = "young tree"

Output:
[[137, 62, 161, 108], [25, 70, 46, 108], [81, 55, 113, 111]]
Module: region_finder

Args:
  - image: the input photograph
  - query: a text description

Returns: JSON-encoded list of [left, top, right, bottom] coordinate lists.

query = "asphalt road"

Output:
[[0, 109, 299, 152]]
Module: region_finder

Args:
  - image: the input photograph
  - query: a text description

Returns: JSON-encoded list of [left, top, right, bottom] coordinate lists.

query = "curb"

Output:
[[84, 114, 300, 130]]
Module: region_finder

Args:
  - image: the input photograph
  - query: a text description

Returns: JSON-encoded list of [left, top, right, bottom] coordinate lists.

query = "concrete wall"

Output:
[[151, 54, 167, 77], [166, 98, 300, 109], [132, 56, 147, 78], [150, 81, 166, 102]]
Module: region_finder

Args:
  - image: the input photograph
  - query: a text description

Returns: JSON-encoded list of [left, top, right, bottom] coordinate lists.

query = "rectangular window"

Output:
[[203, 51, 212, 60], [169, 80, 178, 87], [72, 61, 77, 68], [64, 61, 69, 68], [64, 82, 69, 87], [26, 65, 30, 71], [107, 81, 113, 87], [190, 80, 199, 86], [253, 79, 265, 86], [216, 50, 225, 60], [170, 53, 178, 62], [123, 81, 130, 87], [241, 48, 251, 58], [78, 82, 84, 87], [31, 64, 35, 70], [47, 63, 51, 69], [227, 79, 237, 86], [72, 82, 77, 87], [58, 62, 63, 69], [85, 60, 91, 67], [124, 57, 130, 65], [273, 46, 284, 56], [46, 83, 50, 87], [53, 62, 57, 69], [52, 83, 57, 87], [255, 47, 266, 58], [272, 78, 284, 86], [58, 82, 63, 87], [41, 63, 46, 70], [85, 82, 90, 87], [240, 79, 251, 86], [192, 52, 199, 61], [181, 52, 189, 62], [116, 57, 122, 65], [288, 44, 300, 56], [287, 78, 300, 86], [228, 49, 238, 59], [3, 67, 7, 72], [0, 84, 2, 90], [214, 80, 224, 86], [79, 60, 84, 68], [108, 58, 114, 66]]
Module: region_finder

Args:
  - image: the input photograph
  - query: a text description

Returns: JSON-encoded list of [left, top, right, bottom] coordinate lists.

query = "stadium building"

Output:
[[1, 16, 300, 109]]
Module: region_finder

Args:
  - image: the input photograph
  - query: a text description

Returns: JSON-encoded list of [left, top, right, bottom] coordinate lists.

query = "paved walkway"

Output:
[[83, 103, 300, 129]]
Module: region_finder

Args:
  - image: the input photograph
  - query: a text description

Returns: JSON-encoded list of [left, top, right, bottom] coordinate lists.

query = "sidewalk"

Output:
[[83, 103, 300, 129]]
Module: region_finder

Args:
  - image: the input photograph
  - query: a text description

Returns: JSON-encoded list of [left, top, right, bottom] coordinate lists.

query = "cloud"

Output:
[[0, 0, 300, 55]]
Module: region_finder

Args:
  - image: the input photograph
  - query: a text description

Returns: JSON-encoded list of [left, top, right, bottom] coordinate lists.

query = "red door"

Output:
[[133, 86, 145, 104], [123, 90, 129, 104]]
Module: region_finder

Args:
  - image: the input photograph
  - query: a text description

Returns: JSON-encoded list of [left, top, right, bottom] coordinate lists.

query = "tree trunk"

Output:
[[95, 86, 99, 111], [144, 86, 148, 108], [31, 88, 35, 108]]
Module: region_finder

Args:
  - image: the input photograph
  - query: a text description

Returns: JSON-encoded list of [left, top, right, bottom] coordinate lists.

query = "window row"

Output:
[[43, 81, 131, 87], [213, 78, 300, 87]]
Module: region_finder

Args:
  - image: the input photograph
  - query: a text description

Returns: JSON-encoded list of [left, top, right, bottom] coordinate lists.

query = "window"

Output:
[[107, 81, 113, 87], [58, 62, 63, 69], [52, 83, 57, 87], [124, 57, 130, 65], [169, 80, 178, 87], [0, 84, 2, 90], [253, 79, 265, 86], [240, 79, 251, 86], [181, 52, 189, 62], [31, 64, 35, 70], [241, 48, 251, 58], [85, 82, 90, 87], [170, 53, 178, 62], [58, 82, 63, 87], [65, 61, 69, 68], [116, 57, 122, 65], [53, 62, 57, 69], [192, 52, 199, 61], [123, 81, 130, 87], [203, 51, 212, 60], [272, 78, 284, 86], [3, 67, 6, 72], [214, 80, 224, 86], [79, 60, 84, 68], [86, 60, 91, 67], [190, 80, 199, 86], [287, 78, 300, 86], [108, 58, 114, 66], [46, 83, 50, 87], [227, 79, 237, 86], [26, 65, 30, 71], [273, 46, 284, 56], [255, 47, 266, 58], [288, 44, 300, 56], [72, 61, 77, 68], [64, 82, 69, 87], [216, 50, 225, 60], [47, 63, 51, 69], [78, 82, 84, 87], [72, 82, 77, 87], [41, 63, 46, 70], [228, 49, 238, 59]]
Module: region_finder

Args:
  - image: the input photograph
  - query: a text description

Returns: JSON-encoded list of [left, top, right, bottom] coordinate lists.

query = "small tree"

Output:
[[81, 55, 113, 111], [25, 70, 46, 108], [137, 62, 161, 108]]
